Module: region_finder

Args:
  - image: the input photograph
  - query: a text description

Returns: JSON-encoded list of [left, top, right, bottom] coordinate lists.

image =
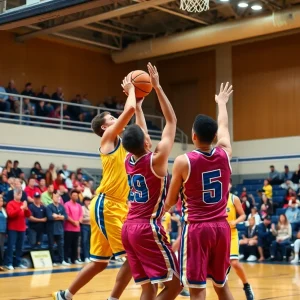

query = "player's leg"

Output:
[[291, 239, 300, 263], [189, 288, 206, 300], [141, 283, 157, 300], [213, 282, 234, 300], [156, 274, 182, 300]]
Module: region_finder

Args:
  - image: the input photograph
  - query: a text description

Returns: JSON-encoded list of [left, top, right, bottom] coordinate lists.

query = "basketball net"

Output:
[[180, 0, 209, 13]]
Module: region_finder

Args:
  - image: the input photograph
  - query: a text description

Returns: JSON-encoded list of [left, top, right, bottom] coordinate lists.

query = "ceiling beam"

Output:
[[16, 0, 174, 41], [82, 24, 121, 37]]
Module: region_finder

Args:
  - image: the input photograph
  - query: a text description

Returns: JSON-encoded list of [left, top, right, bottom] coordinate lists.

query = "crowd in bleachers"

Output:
[[233, 164, 300, 263]]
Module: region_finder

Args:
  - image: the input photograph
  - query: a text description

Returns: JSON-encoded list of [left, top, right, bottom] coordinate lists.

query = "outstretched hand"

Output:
[[147, 62, 160, 89], [215, 82, 233, 104], [121, 76, 134, 95]]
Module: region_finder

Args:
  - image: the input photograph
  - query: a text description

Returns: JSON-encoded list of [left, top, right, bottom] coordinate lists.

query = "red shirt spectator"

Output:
[[38, 178, 47, 193], [24, 178, 40, 203], [53, 174, 67, 191]]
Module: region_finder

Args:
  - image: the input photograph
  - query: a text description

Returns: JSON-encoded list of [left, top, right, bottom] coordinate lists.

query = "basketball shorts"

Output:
[[230, 228, 239, 260], [89, 193, 128, 262], [122, 219, 179, 285], [180, 221, 231, 288]]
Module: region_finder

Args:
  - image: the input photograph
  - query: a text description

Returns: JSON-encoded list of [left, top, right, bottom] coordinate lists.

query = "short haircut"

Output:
[[91, 112, 111, 137], [122, 124, 145, 156], [193, 114, 218, 144], [70, 189, 79, 196]]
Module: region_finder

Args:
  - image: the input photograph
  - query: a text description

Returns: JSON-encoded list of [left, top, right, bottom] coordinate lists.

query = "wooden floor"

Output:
[[1, 262, 300, 300]]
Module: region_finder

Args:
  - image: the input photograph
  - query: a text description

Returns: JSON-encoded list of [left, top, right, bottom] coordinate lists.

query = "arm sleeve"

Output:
[[46, 206, 54, 221], [6, 202, 21, 218]]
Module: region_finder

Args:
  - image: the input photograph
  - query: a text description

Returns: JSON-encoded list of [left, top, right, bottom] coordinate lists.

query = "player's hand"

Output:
[[228, 220, 236, 227], [121, 76, 135, 95], [215, 82, 233, 104], [147, 62, 160, 89]]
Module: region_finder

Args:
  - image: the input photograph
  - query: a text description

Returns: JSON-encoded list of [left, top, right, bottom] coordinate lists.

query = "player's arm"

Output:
[[149, 63, 177, 176], [101, 77, 136, 145], [215, 82, 233, 158], [164, 155, 188, 211], [230, 195, 246, 227]]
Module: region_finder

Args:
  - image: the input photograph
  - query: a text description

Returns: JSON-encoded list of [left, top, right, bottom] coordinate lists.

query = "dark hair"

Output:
[[193, 114, 218, 144], [91, 112, 111, 137], [25, 82, 32, 87], [13, 160, 19, 164], [70, 189, 79, 196], [34, 161, 41, 169], [122, 124, 145, 156], [5, 160, 12, 168]]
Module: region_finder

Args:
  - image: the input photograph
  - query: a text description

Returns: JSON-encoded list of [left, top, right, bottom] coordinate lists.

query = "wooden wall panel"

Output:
[[0, 32, 137, 105], [233, 33, 300, 141]]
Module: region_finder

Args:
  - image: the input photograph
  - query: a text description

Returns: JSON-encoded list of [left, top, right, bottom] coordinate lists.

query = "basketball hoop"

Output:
[[180, 0, 210, 13]]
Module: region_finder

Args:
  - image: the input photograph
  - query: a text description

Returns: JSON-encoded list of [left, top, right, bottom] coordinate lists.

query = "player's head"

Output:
[[91, 112, 117, 137], [192, 114, 218, 146], [122, 124, 150, 156]]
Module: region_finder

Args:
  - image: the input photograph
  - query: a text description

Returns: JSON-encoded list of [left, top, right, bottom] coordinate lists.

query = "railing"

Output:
[[0, 92, 188, 148]]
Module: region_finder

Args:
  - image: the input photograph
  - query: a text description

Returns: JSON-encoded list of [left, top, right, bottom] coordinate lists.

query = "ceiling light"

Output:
[[220, 0, 229, 2], [238, 2, 249, 8], [251, 4, 262, 10]]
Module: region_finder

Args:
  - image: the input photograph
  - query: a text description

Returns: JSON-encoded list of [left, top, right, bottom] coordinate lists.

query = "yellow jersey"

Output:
[[226, 193, 237, 229], [162, 212, 171, 242], [96, 137, 129, 203]]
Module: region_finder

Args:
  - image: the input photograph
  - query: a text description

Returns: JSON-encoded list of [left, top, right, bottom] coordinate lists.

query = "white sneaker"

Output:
[[75, 260, 83, 265], [291, 258, 299, 264], [4, 265, 14, 270], [84, 258, 91, 263], [53, 263, 58, 267], [15, 264, 27, 269], [61, 261, 71, 266], [239, 254, 245, 260], [247, 255, 258, 262]]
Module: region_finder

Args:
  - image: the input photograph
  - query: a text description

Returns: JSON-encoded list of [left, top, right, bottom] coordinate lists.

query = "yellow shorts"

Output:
[[89, 193, 128, 262], [230, 228, 239, 260]]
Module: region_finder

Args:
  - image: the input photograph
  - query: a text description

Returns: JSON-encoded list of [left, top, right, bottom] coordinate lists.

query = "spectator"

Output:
[[52, 87, 64, 109], [285, 202, 300, 232], [239, 217, 258, 261], [24, 178, 39, 203], [270, 214, 292, 261], [170, 208, 181, 241], [38, 178, 47, 193], [69, 94, 83, 121], [0, 194, 7, 271], [58, 184, 70, 204], [262, 179, 272, 199], [41, 184, 54, 206], [6, 178, 28, 203], [6, 79, 20, 113], [247, 207, 261, 225], [3, 160, 13, 178], [64, 190, 83, 264], [241, 195, 252, 216], [82, 180, 93, 199], [4, 190, 31, 270], [53, 173, 67, 191], [291, 230, 300, 264], [81, 197, 91, 263], [283, 188, 297, 208], [268, 165, 281, 185], [11, 160, 22, 178], [46, 191, 69, 266], [291, 164, 300, 185], [19, 172, 27, 189], [65, 172, 76, 190], [37, 85, 51, 100], [281, 165, 292, 182], [30, 161, 44, 180], [0, 82, 10, 114], [60, 164, 70, 178], [281, 179, 298, 192], [260, 194, 273, 219], [28, 192, 47, 249], [45, 163, 57, 186], [35, 100, 49, 119], [240, 187, 247, 199], [257, 216, 273, 261], [21, 82, 35, 98], [80, 94, 95, 122], [0, 174, 10, 202], [22, 98, 35, 123], [48, 105, 70, 123]]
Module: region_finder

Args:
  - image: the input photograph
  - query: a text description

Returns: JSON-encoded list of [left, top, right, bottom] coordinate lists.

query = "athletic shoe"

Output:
[[61, 261, 71, 266], [4, 265, 14, 270], [84, 258, 91, 263], [239, 254, 245, 260], [52, 291, 69, 300], [291, 258, 299, 264], [75, 260, 83, 265], [15, 264, 27, 269], [180, 289, 190, 297], [53, 263, 58, 267], [243, 283, 255, 300], [247, 255, 257, 262]]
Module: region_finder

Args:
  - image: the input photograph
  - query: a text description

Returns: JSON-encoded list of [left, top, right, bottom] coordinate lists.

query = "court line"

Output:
[[259, 293, 300, 300]]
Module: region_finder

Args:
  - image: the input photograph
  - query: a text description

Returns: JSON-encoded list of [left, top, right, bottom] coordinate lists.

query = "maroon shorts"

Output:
[[122, 219, 179, 285], [179, 221, 231, 288]]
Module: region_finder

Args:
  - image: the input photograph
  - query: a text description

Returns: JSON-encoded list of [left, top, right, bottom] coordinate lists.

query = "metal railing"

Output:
[[0, 92, 188, 148]]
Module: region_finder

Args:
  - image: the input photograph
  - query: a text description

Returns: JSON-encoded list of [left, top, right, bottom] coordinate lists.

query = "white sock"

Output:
[[65, 290, 73, 300], [294, 254, 299, 260], [108, 297, 119, 300]]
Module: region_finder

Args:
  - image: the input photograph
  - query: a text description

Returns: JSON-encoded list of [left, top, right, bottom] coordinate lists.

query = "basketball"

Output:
[[126, 70, 153, 98]]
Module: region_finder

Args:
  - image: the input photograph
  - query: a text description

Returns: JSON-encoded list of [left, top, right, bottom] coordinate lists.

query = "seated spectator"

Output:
[[80, 94, 95, 122], [24, 178, 40, 203], [262, 179, 272, 199], [48, 105, 70, 123], [81, 197, 91, 263], [19, 172, 27, 190], [258, 216, 273, 261], [291, 164, 300, 185], [268, 165, 281, 185], [21, 82, 35, 98], [53, 173, 67, 191], [76, 171, 84, 190], [285, 201, 300, 232], [65, 172, 76, 190], [0, 174, 10, 202], [46, 191, 70, 266], [283, 188, 297, 208], [3, 160, 13, 178], [260, 194, 273, 220], [281, 179, 298, 192], [247, 207, 261, 225], [59, 164, 70, 178], [291, 230, 300, 264], [30, 161, 44, 180], [68, 94, 83, 121], [8, 177, 15, 191], [240, 187, 247, 199], [35, 100, 50, 119], [0, 194, 7, 271], [22, 98, 35, 123], [52, 87, 64, 109], [4, 190, 31, 270], [6, 79, 20, 113], [41, 184, 54, 206], [28, 192, 47, 249], [82, 180, 93, 199], [270, 214, 292, 261], [58, 184, 70, 204], [239, 216, 258, 261], [38, 178, 47, 193], [6, 178, 28, 203], [64, 190, 83, 264], [170, 208, 181, 241], [0, 82, 10, 114], [281, 165, 292, 182], [45, 163, 57, 186], [11, 160, 22, 178], [37, 85, 51, 102]]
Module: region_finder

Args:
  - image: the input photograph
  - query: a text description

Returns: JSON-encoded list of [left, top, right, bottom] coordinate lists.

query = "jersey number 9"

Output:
[[128, 174, 149, 203]]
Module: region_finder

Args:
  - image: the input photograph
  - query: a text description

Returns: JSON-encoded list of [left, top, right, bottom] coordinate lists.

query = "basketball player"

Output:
[[121, 63, 182, 299], [53, 76, 136, 300], [164, 82, 234, 300], [227, 183, 255, 300]]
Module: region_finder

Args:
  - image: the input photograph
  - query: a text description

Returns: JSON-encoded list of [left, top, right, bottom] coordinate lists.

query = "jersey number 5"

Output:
[[128, 174, 149, 203], [202, 170, 222, 204]]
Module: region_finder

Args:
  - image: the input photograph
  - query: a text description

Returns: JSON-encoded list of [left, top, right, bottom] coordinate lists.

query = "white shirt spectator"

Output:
[[247, 212, 261, 225]]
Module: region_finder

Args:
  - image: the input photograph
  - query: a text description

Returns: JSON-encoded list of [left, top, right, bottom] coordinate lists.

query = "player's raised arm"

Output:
[[215, 82, 233, 158], [101, 77, 136, 145], [149, 63, 177, 176]]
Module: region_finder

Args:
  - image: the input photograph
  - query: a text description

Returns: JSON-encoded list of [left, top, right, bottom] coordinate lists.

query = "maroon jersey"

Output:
[[125, 152, 169, 221], [182, 147, 231, 223]]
